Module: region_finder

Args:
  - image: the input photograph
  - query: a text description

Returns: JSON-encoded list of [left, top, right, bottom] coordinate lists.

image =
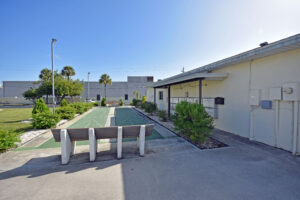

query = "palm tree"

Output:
[[61, 66, 75, 81], [99, 74, 112, 98], [133, 90, 140, 99], [39, 68, 52, 81]]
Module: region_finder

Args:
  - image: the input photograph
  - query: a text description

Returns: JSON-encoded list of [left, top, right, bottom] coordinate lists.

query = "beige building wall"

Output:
[[203, 48, 300, 152], [151, 48, 300, 153], [170, 81, 199, 98]]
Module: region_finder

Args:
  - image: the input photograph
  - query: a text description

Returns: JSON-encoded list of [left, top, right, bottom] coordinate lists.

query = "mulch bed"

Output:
[[176, 132, 227, 149], [134, 108, 228, 150]]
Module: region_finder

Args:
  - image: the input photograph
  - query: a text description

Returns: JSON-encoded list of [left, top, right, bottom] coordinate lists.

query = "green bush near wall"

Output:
[[141, 101, 157, 114], [101, 98, 106, 106], [173, 101, 214, 142], [120, 99, 124, 106]]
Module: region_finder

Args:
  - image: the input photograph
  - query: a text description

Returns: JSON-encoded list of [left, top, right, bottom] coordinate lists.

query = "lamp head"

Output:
[[52, 38, 57, 43]]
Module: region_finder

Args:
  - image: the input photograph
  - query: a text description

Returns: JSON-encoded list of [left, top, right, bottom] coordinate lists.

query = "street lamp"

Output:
[[51, 38, 57, 113], [87, 72, 90, 100]]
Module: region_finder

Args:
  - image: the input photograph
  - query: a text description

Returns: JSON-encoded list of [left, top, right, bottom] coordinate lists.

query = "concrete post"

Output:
[[60, 129, 71, 165], [89, 128, 97, 161], [139, 125, 146, 156], [70, 141, 76, 156], [117, 126, 123, 159]]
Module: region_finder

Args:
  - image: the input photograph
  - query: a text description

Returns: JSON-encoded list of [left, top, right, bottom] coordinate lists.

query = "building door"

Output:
[[97, 94, 101, 101]]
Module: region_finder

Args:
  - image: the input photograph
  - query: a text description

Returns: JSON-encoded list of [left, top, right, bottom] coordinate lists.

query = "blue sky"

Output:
[[0, 0, 300, 83]]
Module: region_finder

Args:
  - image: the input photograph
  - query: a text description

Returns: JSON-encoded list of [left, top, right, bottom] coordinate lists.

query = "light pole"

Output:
[[51, 38, 57, 113], [87, 72, 90, 100]]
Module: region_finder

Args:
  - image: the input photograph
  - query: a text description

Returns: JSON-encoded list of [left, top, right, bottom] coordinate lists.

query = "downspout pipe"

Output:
[[292, 101, 299, 155]]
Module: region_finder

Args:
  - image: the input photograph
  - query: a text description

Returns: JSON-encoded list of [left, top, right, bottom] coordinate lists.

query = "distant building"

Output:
[[1, 76, 154, 103], [0, 85, 3, 98]]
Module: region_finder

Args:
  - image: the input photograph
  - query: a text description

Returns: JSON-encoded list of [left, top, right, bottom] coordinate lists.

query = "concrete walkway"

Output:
[[0, 127, 300, 200]]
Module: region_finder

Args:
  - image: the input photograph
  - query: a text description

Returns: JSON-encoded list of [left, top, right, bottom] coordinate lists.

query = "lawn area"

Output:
[[0, 108, 33, 133]]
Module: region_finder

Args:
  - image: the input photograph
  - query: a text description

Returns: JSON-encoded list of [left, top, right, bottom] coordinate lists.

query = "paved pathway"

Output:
[[0, 129, 300, 200], [1, 107, 300, 200]]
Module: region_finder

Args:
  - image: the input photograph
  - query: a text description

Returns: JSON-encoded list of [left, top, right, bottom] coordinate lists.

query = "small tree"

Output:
[[141, 96, 147, 103], [133, 90, 140, 99], [99, 74, 112, 98], [173, 101, 214, 142], [23, 88, 40, 103], [32, 98, 49, 114], [61, 66, 75, 81]]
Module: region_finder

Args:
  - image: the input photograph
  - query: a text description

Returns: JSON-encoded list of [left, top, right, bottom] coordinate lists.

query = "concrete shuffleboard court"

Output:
[[16, 107, 164, 151]]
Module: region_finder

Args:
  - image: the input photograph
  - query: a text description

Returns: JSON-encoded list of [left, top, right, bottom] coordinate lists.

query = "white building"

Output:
[[1, 76, 153, 103], [148, 34, 300, 155]]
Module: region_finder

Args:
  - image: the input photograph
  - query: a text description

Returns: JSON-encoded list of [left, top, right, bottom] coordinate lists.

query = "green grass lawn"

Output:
[[0, 108, 33, 133]]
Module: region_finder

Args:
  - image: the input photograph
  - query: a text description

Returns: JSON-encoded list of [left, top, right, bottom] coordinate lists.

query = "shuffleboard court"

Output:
[[36, 107, 110, 149], [115, 107, 163, 141]]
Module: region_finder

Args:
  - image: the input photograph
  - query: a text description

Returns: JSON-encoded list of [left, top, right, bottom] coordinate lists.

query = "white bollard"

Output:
[[117, 126, 123, 159], [139, 125, 146, 156], [89, 128, 97, 162], [60, 129, 71, 164]]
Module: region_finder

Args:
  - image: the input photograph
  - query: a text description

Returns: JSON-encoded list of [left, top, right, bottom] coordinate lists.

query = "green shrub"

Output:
[[120, 99, 124, 106], [33, 112, 61, 129], [141, 96, 147, 103], [101, 98, 106, 106], [157, 110, 168, 121], [55, 106, 76, 119], [0, 129, 20, 152], [143, 102, 157, 114], [32, 98, 49, 114], [93, 102, 99, 107], [131, 98, 142, 107], [69, 102, 93, 114], [70, 103, 85, 114], [60, 99, 68, 107], [173, 101, 214, 142]]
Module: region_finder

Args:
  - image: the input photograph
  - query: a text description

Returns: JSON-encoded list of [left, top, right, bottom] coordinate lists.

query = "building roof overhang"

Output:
[[153, 73, 228, 88], [152, 33, 300, 88]]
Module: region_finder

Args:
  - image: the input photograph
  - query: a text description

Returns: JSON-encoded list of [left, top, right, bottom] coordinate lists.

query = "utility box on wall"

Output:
[[261, 100, 272, 109], [282, 82, 300, 101], [215, 97, 225, 105], [249, 89, 260, 106], [269, 87, 282, 100]]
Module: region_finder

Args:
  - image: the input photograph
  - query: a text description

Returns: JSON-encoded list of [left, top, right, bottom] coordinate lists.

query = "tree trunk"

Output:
[[105, 84, 106, 98]]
